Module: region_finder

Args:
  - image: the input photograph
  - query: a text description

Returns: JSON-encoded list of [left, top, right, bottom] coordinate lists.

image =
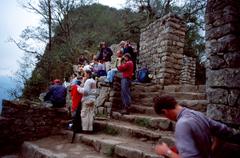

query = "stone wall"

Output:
[[205, 0, 240, 125], [96, 77, 122, 117], [0, 100, 70, 150], [139, 13, 186, 85], [180, 55, 196, 85]]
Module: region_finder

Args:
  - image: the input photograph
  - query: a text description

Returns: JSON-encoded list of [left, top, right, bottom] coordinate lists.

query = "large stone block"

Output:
[[218, 34, 240, 52], [206, 68, 240, 88], [207, 88, 228, 104], [206, 54, 225, 69], [207, 104, 240, 125], [205, 23, 236, 40], [228, 89, 240, 107], [224, 52, 240, 68], [213, 14, 237, 27]]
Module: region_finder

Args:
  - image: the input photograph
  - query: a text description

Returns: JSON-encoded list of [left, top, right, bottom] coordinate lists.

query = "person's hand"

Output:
[[82, 76, 87, 82], [211, 137, 224, 153], [155, 142, 171, 156]]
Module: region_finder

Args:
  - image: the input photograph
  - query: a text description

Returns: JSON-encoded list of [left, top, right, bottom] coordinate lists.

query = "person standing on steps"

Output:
[[77, 70, 98, 133], [123, 41, 137, 79], [71, 80, 83, 115], [153, 95, 240, 158], [117, 53, 134, 115], [70, 79, 83, 135]]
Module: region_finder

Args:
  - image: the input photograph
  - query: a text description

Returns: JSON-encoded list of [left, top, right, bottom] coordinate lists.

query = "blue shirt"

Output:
[[175, 108, 233, 158]]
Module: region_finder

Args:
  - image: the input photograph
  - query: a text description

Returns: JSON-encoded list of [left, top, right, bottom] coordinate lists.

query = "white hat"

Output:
[[83, 65, 92, 72]]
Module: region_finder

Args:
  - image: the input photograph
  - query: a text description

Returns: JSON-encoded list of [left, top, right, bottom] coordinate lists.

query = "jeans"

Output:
[[121, 78, 131, 108]]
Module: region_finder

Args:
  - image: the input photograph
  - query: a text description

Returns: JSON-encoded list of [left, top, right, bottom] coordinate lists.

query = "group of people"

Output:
[[42, 40, 240, 158], [44, 70, 98, 133], [43, 40, 136, 133], [76, 40, 136, 115]]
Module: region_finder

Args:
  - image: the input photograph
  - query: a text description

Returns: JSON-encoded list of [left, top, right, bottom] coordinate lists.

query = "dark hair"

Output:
[[85, 70, 93, 78], [64, 77, 69, 82], [153, 95, 177, 115], [124, 53, 131, 59], [75, 80, 81, 85]]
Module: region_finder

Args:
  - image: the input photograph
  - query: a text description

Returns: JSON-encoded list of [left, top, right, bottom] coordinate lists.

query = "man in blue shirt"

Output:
[[153, 95, 239, 158], [44, 79, 67, 108]]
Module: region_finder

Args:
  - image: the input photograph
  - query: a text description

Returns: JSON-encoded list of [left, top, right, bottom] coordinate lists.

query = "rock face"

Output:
[[0, 100, 70, 151], [139, 13, 195, 85], [205, 0, 240, 125]]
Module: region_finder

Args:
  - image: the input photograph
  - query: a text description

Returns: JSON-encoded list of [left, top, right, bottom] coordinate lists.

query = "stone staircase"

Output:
[[130, 83, 207, 115], [17, 83, 207, 158]]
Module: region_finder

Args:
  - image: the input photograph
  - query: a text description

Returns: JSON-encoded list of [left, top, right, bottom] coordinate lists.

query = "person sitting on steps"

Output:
[[44, 79, 67, 108]]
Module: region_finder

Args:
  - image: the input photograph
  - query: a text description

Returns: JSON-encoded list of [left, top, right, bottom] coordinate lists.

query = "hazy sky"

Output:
[[0, 0, 125, 77]]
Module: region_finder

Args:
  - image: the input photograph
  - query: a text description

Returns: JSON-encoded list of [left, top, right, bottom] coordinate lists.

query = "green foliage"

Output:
[[135, 118, 151, 128], [104, 126, 119, 136], [105, 147, 114, 157], [126, 0, 206, 84], [22, 1, 207, 98], [22, 3, 141, 99], [96, 112, 108, 118]]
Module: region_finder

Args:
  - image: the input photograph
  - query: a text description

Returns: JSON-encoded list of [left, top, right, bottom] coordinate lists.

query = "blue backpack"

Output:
[[137, 68, 150, 83]]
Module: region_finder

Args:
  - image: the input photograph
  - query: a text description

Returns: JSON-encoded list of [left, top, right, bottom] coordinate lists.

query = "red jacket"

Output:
[[71, 85, 82, 112], [117, 60, 134, 79]]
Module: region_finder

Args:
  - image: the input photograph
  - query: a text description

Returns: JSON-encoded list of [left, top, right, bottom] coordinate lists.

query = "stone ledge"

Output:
[[64, 131, 165, 158], [111, 112, 173, 131], [93, 120, 174, 142]]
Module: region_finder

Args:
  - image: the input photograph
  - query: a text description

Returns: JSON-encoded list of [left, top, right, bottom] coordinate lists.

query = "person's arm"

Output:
[[117, 61, 129, 72], [116, 58, 122, 67], [77, 85, 84, 94], [64, 87, 67, 97], [44, 87, 52, 101], [107, 47, 113, 57], [155, 142, 180, 158], [77, 79, 91, 96], [208, 118, 240, 145]]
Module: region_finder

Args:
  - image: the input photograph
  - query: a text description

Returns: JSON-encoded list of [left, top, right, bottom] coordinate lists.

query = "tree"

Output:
[[20, 0, 53, 51], [8, 54, 36, 99], [10, 0, 96, 99], [125, 0, 207, 84], [126, 0, 176, 23]]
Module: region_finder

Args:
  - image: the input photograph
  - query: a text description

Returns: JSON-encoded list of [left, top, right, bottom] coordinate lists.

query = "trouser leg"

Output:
[[121, 78, 131, 109]]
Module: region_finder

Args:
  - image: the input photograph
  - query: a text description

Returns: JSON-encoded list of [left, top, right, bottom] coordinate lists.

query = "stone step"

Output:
[[131, 83, 163, 93], [111, 112, 174, 131], [130, 99, 208, 114], [163, 84, 206, 93], [133, 98, 208, 107], [131, 84, 206, 94], [178, 100, 208, 112], [94, 119, 174, 142], [64, 131, 168, 158], [132, 92, 206, 103], [21, 135, 108, 158], [130, 104, 157, 115]]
